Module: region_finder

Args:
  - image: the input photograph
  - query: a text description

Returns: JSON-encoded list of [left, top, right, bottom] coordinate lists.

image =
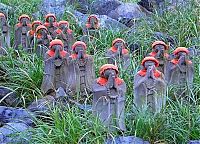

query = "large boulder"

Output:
[[0, 122, 30, 144], [108, 3, 151, 27], [0, 3, 12, 13], [105, 136, 150, 144], [39, 0, 66, 18], [72, 10, 128, 32], [0, 87, 19, 107], [91, 0, 122, 15], [0, 106, 33, 126], [67, 0, 91, 14]]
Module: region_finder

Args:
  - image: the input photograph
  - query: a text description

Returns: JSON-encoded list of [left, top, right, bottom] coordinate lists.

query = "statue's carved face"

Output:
[[20, 17, 30, 26], [144, 61, 156, 69], [114, 41, 124, 53], [89, 17, 98, 28], [154, 44, 165, 58], [38, 29, 47, 35], [52, 44, 62, 52], [177, 52, 187, 65], [74, 44, 86, 59], [59, 24, 68, 30], [48, 16, 55, 24], [103, 69, 117, 88], [0, 16, 6, 26]]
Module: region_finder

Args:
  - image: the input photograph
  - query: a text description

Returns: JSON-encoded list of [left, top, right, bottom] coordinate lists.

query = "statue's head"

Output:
[[19, 14, 30, 26], [0, 13, 6, 25], [49, 39, 64, 52], [86, 15, 99, 29], [142, 57, 159, 69], [31, 21, 42, 30], [45, 14, 56, 25], [58, 21, 69, 30], [152, 40, 169, 58], [72, 41, 87, 59], [173, 47, 189, 65], [36, 25, 48, 36], [112, 38, 126, 53]]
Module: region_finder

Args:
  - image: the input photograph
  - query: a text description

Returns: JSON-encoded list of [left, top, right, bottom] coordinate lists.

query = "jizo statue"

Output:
[[27, 21, 42, 50], [105, 38, 130, 70], [41, 39, 69, 96], [44, 14, 58, 39], [54, 21, 75, 53], [92, 64, 126, 131], [35, 25, 52, 57], [166, 47, 194, 99], [134, 57, 166, 113], [0, 13, 10, 55], [148, 41, 170, 74], [81, 15, 100, 43], [14, 14, 31, 51], [66, 41, 95, 100]]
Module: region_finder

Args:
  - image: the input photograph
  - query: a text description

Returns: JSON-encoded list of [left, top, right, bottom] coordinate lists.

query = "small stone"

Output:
[[105, 136, 150, 144], [188, 140, 200, 144]]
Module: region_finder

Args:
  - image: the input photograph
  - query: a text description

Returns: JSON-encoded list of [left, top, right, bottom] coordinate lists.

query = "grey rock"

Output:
[[0, 87, 19, 107], [0, 122, 30, 144], [108, 3, 150, 27], [189, 140, 200, 144], [28, 95, 56, 113], [39, 0, 67, 18], [0, 106, 33, 126], [91, 0, 122, 15], [72, 10, 128, 32], [0, 3, 12, 13], [105, 136, 150, 144]]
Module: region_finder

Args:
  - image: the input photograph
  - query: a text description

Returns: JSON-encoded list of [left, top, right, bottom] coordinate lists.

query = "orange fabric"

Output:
[[97, 77, 123, 86], [45, 14, 56, 22], [29, 30, 35, 36], [99, 64, 119, 76], [110, 47, 129, 54], [85, 15, 100, 29], [138, 69, 161, 78], [149, 51, 169, 58], [49, 39, 64, 49], [44, 22, 58, 27], [173, 47, 189, 55], [56, 29, 62, 34], [19, 14, 30, 21], [16, 23, 31, 28], [72, 41, 87, 50], [112, 38, 125, 46], [152, 40, 169, 50], [171, 59, 192, 65], [47, 50, 67, 57], [36, 25, 48, 33], [0, 13, 5, 18], [141, 57, 159, 67], [70, 53, 88, 59]]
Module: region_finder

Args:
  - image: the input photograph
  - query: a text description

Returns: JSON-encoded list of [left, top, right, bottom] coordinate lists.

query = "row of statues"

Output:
[[0, 12, 194, 132]]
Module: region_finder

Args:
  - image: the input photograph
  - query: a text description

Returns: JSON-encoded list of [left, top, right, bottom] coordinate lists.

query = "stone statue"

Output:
[[105, 38, 130, 70], [14, 14, 31, 51], [54, 21, 75, 53], [148, 40, 170, 74], [41, 39, 69, 96], [44, 13, 58, 39], [0, 13, 10, 55], [27, 21, 42, 50], [92, 64, 126, 131], [66, 41, 95, 100], [165, 47, 194, 99], [81, 15, 100, 44], [134, 57, 166, 113], [35, 25, 52, 57]]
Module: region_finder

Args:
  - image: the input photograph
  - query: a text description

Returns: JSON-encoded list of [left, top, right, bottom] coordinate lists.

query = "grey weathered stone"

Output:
[[105, 136, 150, 144], [0, 87, 19, 107], [0, 122, 30, 144], [188, 140, 200, 144], [72, 10, 128, 32], [108, 3, 150, 27], [91, 0, 122, 15], [0, 3, 12, 13], [39, 0, 67, 18], [0, 106, 33, 125], [67, 0, 91, 14]]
